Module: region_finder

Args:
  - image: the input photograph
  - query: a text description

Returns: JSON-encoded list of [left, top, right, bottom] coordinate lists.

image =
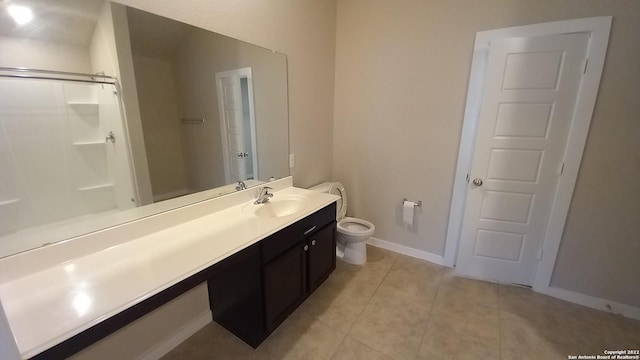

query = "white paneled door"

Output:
[[456, 33, 589, 286], [216, 68, 258, 184], [218, 73, 247, 182]]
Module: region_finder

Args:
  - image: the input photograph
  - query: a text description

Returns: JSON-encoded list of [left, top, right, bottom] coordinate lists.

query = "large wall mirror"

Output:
[[0, 0, 289, 258]]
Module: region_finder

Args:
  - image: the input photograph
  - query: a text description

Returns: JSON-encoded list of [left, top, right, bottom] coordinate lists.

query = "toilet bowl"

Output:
[[309, 182, 375, 265]]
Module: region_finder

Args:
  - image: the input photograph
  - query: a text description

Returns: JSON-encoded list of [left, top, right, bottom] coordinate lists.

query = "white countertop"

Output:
[[0, 179, 265, 258], [0, 180, 338, 358]]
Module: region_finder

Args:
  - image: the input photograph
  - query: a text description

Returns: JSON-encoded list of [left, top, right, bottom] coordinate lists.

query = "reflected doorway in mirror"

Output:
[[216, 67, 259, 184]]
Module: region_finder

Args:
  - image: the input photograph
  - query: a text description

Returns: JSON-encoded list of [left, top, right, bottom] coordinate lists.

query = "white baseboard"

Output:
[[539, 286, 640, 321], [367, 237, 640, 322], [367, 237, 447, 267], [138, 310, 212, 360]]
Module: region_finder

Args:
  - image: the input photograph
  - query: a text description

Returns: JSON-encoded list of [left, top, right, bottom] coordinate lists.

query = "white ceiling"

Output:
[[0, 0, 192, 59], [0, 0, 104, 47]]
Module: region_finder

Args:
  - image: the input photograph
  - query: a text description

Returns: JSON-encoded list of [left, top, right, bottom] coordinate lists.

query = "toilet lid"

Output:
[[328, 182, 347, 221]]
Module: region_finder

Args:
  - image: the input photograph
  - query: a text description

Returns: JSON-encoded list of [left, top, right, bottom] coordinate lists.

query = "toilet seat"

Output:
[[338, 217, 375, 237]]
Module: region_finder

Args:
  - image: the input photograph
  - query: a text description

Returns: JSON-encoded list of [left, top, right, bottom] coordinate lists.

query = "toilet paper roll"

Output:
[[403, 200, 415, 226]]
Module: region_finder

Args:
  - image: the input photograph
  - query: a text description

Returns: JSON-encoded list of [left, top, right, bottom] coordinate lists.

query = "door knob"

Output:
[[472, 178, 483, 186]]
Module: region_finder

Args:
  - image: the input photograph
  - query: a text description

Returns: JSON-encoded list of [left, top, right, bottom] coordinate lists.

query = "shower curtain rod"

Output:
[[0, 67, 117, 85]]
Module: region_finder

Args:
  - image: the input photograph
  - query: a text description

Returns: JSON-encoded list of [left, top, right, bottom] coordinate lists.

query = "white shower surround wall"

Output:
[[0, 78, 136, 256]]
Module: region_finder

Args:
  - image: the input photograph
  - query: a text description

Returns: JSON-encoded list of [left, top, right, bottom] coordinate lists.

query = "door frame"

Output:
[[215, 67, 259, 183], [443, 16, 612, 291]]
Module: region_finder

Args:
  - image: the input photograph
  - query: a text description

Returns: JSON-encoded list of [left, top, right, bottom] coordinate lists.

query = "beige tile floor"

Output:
[[162, 246, 640, 360]]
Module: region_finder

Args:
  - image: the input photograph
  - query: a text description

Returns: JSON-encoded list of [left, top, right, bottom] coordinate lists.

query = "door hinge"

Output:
[[537, 249, 543, 261], [583, 58, 589, 74]]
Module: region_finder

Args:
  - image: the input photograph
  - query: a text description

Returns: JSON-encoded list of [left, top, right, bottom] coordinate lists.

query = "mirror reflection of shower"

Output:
[[0, 0, 290, 257], [0, 70, 136, 253]]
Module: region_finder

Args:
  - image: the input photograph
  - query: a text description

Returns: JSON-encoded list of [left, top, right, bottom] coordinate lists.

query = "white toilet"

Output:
[[310, 182, 375, 265]]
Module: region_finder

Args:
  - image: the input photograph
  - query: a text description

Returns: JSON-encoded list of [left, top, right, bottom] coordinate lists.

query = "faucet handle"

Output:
[[235, 180, 247, 191], [254, 186, 274, 204]]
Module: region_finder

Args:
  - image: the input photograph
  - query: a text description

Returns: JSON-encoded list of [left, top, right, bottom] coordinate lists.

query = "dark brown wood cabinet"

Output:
[[263, 240, 307, 333], [307, 223, 336, 293], [206, 242, 264, 347], [208, 202, 336, 348]]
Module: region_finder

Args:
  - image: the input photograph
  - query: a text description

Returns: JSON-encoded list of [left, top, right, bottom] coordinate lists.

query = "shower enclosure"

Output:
[[0, 68, 137, 255]]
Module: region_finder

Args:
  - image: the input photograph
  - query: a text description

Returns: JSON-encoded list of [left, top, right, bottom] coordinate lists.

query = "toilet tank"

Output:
[[309, 182, 347, 220]]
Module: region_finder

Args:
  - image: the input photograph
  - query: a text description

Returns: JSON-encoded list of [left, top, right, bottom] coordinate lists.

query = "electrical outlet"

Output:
[[289, 154, 295, 168]]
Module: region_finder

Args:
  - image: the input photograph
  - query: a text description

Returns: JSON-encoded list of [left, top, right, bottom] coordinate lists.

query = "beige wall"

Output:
[[71, 284, 209, 360], [132, 54, 189, 200], [90, 2, 119, 79], [334, 0, 640, 307], [102, 2, 154, 206], [172, 28, 288, 190], [0, 36, 91, 73]]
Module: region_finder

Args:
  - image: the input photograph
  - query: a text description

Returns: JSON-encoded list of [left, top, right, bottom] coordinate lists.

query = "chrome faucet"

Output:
[[235, 181, 247, 191], [105, 131, 115, 143], [254, 186, 273, 204]]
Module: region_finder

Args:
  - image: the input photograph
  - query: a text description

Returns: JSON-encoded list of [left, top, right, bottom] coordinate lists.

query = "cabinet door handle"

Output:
[[303, 226, 316, 235], [303, 244, 309, 251], [311, 239, 316, 246]]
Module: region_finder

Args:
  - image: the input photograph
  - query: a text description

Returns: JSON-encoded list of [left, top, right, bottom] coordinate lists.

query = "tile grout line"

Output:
[[326, 255, 397, 359], [340, 255, 398, 358], [413, 267, 447, 360], [315, 292, 361, 360], [325, 335, 346, 360], [497, 283, 504, 360]]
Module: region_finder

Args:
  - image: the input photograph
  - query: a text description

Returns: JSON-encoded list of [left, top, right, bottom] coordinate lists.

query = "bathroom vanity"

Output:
[[0, 177, 338, 359], [208, 203, 336, 347]]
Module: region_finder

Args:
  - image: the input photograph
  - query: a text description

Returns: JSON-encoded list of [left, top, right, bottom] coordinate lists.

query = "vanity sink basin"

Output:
[[251, 196, 307, 218]]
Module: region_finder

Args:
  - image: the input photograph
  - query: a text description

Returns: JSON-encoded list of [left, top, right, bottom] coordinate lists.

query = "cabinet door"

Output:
[[307, 222, 336, 293], [207, 243, 265, 348], [263, 241, 307, 333]]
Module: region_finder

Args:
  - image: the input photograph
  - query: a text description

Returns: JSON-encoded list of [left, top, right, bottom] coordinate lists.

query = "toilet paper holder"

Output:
[[402, 198, 422, 208]]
